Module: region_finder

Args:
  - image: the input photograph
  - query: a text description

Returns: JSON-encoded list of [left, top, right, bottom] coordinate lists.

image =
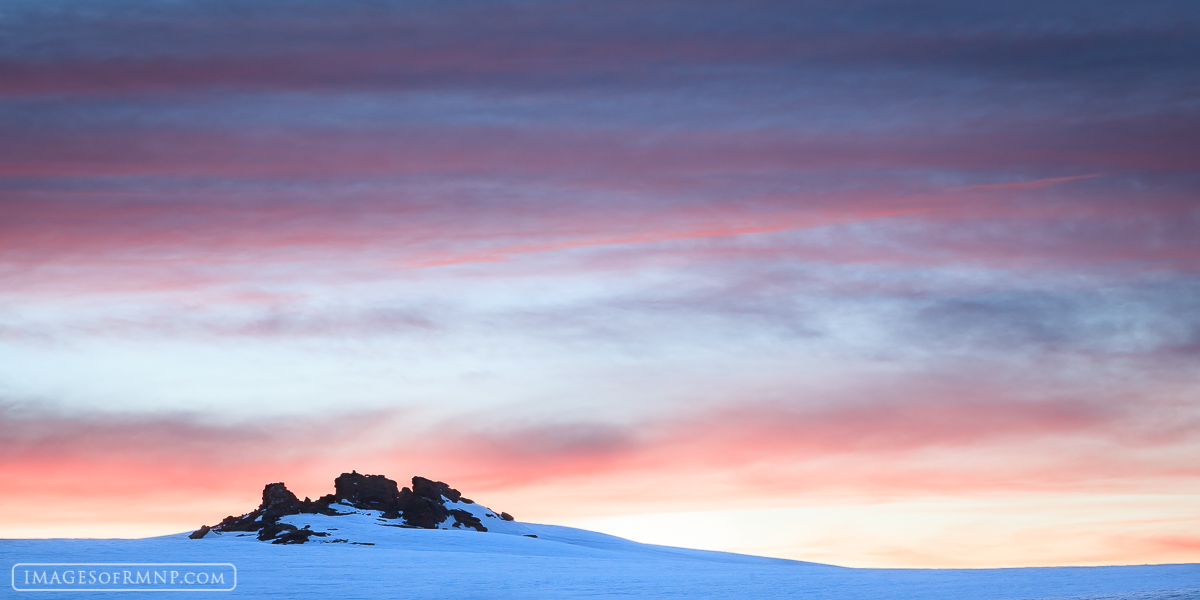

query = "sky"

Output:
[[1, 0, 1199, 568]]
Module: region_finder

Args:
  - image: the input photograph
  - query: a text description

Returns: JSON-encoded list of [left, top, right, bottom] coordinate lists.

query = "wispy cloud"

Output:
[[1, 0, 1197, 566], [953, 174, 1105, 192]]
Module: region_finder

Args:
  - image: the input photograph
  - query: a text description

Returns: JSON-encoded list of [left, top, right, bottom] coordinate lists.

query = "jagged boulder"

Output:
[[397, 490, 448, 529], [333, 471, 404, 511], [260, 482, 301, 520], [194, 481, 303, 538], [412, 476, 464, 503]]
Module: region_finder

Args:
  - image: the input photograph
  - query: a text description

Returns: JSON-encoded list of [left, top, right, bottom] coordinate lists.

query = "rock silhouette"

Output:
[[192, 472, 512, 544]]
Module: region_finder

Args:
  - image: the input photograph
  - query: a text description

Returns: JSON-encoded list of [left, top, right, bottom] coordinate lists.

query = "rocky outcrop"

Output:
[[260, 482, 301, 520], [413, 476, 464, 503], [448, 509, 486, 531], [192, 472, 502, 543], [258, 522, 329, 544], [333, 472, 403, 511]]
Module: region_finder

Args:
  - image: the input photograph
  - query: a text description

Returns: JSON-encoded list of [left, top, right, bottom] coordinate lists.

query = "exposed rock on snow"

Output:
[[191, 472, 524, 544], [332, 471, 402, 511], [261, 482, 302, 520]]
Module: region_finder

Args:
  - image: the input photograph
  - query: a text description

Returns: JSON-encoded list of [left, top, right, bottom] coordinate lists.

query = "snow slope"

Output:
[[263, 498, 537, 543], [4, 520, 1198, 599]]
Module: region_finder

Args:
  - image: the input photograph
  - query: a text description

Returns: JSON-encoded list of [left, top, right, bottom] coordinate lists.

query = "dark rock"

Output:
[[272, 527, 329, 545], [412, 476, 463, 503], [208, 482, 304, 538], [215, 512, 261, 532], [259, 482, 301, 521], [333, 471, 404, 511], [448, 509, 487, 532], [256, 521, 295, 541], [299, 495, 338, 516], [194, 471, 515, 543], [398, 487, 449, 529], [523, 534, 538, 538]]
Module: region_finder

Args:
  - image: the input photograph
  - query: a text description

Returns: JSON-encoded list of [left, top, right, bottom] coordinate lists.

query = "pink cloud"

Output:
[[4, 387, 1195, 534], [4, 175, 1195, 302]]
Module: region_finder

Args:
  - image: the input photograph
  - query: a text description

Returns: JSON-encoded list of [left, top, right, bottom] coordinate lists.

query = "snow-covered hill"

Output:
[[3, 473, 1198, 598], [5, 525, 1198, 599], [189, 472, 533, 545]]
